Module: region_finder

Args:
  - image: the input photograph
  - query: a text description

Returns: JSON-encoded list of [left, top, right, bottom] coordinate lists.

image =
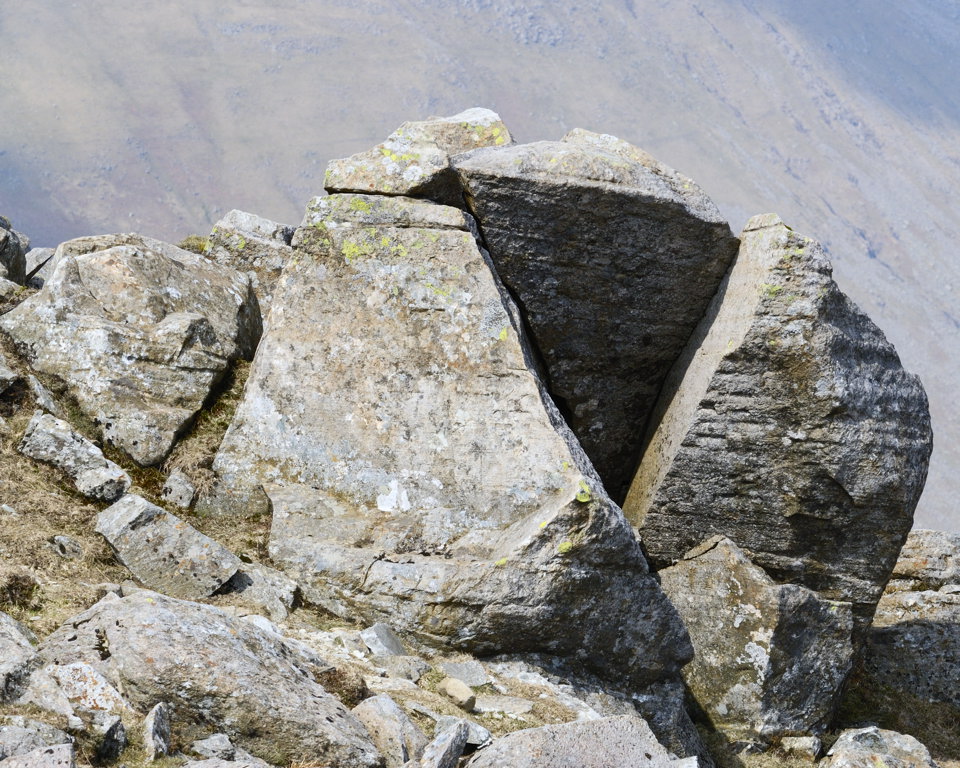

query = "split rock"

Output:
[[18, 411, 130, 502], [624, 214, 932, 629], [37, 591, 381, 767], [325, 107, 512, 206], [465, 716, 694, 768], [658, 537, 853, 744], [453, 128, 739, 500], [0, 233, 261, 465], [96, 494, 241, 600], [206, 192, 691, 687]]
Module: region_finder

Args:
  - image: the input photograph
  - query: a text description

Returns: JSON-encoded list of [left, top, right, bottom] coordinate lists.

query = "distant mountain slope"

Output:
[[1, 0, 957, 529]]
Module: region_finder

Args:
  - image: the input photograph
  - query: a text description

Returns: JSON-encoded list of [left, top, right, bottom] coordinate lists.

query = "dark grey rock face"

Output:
[[0, 217, 27, 285], [453, 129, 739, 501], [658, 537, 853, 744], [624, 214, 933, 630], [37, 592, 381, 767]]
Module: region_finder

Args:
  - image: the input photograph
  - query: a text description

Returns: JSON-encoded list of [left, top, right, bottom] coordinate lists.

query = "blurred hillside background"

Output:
[[1, 0, 957, 530]]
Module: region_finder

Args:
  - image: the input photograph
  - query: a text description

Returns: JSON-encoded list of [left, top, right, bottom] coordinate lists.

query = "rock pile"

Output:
[[0, 109, 949, 768]]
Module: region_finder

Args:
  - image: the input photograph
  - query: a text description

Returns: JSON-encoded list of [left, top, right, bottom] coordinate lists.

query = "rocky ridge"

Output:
[[0, 110, 953, 768]]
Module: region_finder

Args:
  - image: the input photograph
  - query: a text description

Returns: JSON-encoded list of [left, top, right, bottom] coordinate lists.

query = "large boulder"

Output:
[[0, 233, 262, 465], [95, 494, 241, 599], [840, 587, 960, 759], [0, 216, 27, 285], [623, 214, 932, 629], [465, 716, 694, 768], [18, 411, 130, 502], [822, 727, 939, 768], [37, 591, 381, 767], [325, 108, 512, 206], [452, 129, 739, 501], [658, 537, 853, 745], [203, 193, 691, 687]]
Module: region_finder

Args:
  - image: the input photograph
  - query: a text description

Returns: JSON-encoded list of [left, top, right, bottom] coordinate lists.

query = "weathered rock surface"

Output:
[[822, 727, 938, 768], [24, 248, 55, 289], [95, 494, 241, 600], [352, 694, 427, 768], [625, 214, 932, 628], [37, 591, 381, 767], [0, 718, 72, 761], [419, 720, 468, 768], [466, 716, 694, 768], [841, 588, 959, 756], [217, 562, 299, 622], [659, 537, 852, 744], [0, 351, 18, 396], [0, 233, 261, 465], [206, 210, 294, 307], [888, 529, 960, 592], [205, 192, 690, 686], [161, 468, 196, 509], [453, 129, 739, 500], [0, 613, 36, 702], [0, 217, 27, 285], [18, 411, 130, 502], [0, 743, 74, 768], [142, 702, 171, 760], [325, 108, 511, 207]]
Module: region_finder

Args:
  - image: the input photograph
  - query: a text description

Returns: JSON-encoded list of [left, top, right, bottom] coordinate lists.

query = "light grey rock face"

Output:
[[659, 537, 853, 744], [823, 727, 937, 768], [219, 562, 299, 622], [161, 468, 196, 510], [38, 591, 381, 767], [360, 624, 406, 657], [24, 248, 55, 289], [0, 233, 261, 466], [142, 702, 171, 760], [207, 192, 690, 686], [0, 743, 75, 768], [890, 529, 960, 591], [352, 694, 428, 768], [95, 494, 241, 600], [0, 218, 27, 285], [0, 718, 72, 761], [18, 411, 130, 502], [453, 129, 739, 501], [325, 108, 512, 207], [625, 215, 933, 629], [0, 612, 36, 703], [0, 350, 19, 396], [206, 210, 294, 308], [419, 720, 468, 768], [466, 716, 692, 768], [845, 588, 960, 748]]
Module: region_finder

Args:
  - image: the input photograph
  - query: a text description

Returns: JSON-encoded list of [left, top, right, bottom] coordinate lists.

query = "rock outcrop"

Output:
[[325, 108, 512, 206], [0, 217, 27, 285], [203, 192, 690, 687], [658, 537, 853, 745], [0, 234, 261, 465], [624, 214, 933, 629], [0, 613, 35, 703], [453, 129, 740, 500], [36, 592, 381, 767]]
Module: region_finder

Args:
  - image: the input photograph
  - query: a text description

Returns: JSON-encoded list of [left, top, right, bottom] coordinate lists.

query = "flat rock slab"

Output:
[[38, 591, 381, 767], [453, 129, 739, 501], [0, 718, 72, 761], [659, 537, 853, 744], [465, 716, 694, 768], [0, 233, 261, 465], [18, 411, 130, 502], [325, 107, 511, 206], [0, 744, 74, 768], [96, 494, 241, 600], [205, 193, 690, 687], [625, 215, 933, 630]]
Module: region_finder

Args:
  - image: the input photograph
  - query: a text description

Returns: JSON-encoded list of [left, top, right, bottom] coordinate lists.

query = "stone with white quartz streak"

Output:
[[205, 192, 690, 687], [658, 537, 853, 745], [96, 494, 241, 600], [0, 233, 261, 465], [18, 411, 130, 502], [624, 214, 932, 630]]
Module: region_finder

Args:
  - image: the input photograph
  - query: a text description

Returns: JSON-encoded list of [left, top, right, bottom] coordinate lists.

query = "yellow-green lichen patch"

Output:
[[494, 556, 508, 567], [557, 540, 574, 554], [575, 481, 592, 503], [349, 197, 373, 213], [498, 327, 509, 341]]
